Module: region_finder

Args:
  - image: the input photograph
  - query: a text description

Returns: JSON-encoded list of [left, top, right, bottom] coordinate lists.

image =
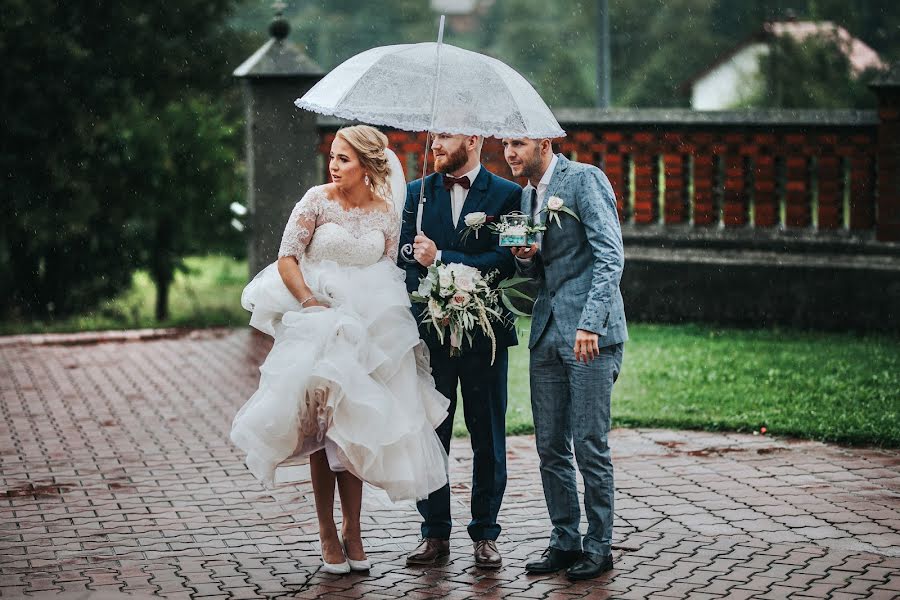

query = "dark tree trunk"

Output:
[[7, 228, 43, 317], [154, 276, 170, 321], [152, 220, 175, 322]]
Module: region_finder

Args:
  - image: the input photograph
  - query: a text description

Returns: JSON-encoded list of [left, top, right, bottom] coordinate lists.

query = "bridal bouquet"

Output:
[[410, 262, 531, 364]]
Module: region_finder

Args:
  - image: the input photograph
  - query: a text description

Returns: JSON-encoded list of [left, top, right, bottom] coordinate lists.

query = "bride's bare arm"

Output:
[[277, 257, 326, 307]]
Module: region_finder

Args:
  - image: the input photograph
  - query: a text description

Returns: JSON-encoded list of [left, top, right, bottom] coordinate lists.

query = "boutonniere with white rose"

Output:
[[541, 196, 581, 228], [459, 211, 496, 243]]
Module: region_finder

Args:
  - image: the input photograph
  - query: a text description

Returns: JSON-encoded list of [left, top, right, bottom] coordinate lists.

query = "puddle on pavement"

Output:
[[3, 481, 77, 498]]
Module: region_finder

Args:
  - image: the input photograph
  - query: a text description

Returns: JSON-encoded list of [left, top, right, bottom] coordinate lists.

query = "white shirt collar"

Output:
[[539, 154, 558, 188]]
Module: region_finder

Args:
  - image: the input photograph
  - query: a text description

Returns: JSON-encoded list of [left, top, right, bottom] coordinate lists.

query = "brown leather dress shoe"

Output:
[[406, 538, 450, 565], [474, 540, 502, 568]]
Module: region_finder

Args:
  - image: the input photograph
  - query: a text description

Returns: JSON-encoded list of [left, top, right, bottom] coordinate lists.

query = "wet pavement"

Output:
[[1, 328, 899, 599]]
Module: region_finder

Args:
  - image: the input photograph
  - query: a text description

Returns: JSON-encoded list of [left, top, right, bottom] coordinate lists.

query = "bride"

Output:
[[230, 125, 450, 574]]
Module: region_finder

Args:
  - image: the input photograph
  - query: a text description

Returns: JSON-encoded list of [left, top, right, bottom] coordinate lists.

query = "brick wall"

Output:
[[313, 111, 898, 330], [319, 109, 883, 238]]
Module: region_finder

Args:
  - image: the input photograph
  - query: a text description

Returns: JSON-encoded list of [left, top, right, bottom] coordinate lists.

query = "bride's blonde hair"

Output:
[[335, 125, 393, 202]]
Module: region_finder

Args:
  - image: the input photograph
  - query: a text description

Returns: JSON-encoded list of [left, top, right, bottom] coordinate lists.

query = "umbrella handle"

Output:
[[400, 243, 416, 263], [399, 200, 425, 264]]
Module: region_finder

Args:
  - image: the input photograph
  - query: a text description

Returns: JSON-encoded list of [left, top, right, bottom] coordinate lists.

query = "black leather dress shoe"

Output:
[[566, 552, 613, 580], [525, 547, 583, 574]]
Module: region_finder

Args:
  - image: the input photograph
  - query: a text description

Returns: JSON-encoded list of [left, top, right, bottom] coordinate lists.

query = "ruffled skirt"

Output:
[[230, 258, 450, 502]]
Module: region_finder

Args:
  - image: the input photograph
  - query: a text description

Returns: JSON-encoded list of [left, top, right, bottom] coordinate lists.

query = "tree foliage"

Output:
[[229, 0, 899, 109], [751, 33, 881, 109], [4, 0, 899, 323], [92, 98, 243, 320], [1, 1, 249, 319]]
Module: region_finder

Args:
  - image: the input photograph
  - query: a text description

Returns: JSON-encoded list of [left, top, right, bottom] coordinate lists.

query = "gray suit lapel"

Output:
[[543, 154, 570, 210], [538, 154, 570, 227]]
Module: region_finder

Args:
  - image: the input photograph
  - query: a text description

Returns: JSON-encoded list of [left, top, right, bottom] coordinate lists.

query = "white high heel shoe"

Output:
[[320, 545, 350, 575], [343, 539, 371, 571]]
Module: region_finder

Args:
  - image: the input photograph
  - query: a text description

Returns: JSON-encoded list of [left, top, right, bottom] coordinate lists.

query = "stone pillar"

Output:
[[233, 10, 323, 277], [870, 62, 900, 242]]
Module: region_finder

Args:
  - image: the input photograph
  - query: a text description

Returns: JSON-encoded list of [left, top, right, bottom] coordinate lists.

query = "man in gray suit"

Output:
[[502, 137, 628, 581]]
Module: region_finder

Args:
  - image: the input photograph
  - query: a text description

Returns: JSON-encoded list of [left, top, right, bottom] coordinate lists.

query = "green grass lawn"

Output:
[[0, 255, 249, 335], [4, 255, 898, 446], [463, 322, 899, 447]]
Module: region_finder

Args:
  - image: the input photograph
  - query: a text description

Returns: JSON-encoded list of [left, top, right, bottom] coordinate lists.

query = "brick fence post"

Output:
[[233, 10, 323, 277], [870, 62, 900, 242]]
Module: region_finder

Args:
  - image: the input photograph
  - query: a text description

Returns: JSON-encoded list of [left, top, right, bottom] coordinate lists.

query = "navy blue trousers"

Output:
[[416, 347, 508, 541]]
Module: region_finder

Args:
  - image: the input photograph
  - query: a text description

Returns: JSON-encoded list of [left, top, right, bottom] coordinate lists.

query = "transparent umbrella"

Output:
[[295, 33, 564, 138], [295, 17, 564, 261]]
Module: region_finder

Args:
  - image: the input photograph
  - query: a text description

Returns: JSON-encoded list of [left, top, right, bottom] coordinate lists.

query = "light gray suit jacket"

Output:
[[518, 154, 628, 349]]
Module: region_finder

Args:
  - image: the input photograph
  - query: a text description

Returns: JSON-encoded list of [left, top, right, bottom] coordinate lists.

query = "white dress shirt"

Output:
[[435, 164, 481, 263], [450, 164, 482, 227], [518, 154, 558, 259], [524, 153, 559, 222]]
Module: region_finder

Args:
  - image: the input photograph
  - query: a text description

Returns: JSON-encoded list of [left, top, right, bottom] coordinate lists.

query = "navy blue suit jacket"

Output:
[[399, 167, 522, 353]]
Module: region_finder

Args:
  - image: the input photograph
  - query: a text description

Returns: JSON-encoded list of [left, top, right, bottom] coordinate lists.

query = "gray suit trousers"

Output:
[[530, 315, 624, 556]]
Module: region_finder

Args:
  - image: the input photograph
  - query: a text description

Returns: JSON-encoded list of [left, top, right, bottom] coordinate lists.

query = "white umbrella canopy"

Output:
[[296, 42, 565, 139]]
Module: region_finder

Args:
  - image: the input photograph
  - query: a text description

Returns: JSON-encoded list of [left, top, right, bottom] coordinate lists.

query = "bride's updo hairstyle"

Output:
[[335, 125, 393, 203]]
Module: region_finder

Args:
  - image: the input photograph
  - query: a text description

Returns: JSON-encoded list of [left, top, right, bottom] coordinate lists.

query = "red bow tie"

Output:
[[443, 175, 471, 191]]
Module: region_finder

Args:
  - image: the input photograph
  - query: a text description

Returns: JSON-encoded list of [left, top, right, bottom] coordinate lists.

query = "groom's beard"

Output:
[[434, 144, 468, 174]]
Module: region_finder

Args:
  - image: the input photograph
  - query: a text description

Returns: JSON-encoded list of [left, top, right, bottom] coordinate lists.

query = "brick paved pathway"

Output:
[[1, 329, 898, 599]]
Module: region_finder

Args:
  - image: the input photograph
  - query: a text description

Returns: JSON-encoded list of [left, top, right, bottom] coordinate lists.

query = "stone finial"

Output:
[[232, 0, 322, 79], [269, 1, 290, 41]]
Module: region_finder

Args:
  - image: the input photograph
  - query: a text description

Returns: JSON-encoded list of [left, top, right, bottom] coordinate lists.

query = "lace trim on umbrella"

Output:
[[294, 99, 566, 139]]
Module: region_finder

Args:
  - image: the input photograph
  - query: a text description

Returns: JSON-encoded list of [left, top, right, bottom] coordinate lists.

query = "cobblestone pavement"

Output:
[[1, 328, 899, 599]]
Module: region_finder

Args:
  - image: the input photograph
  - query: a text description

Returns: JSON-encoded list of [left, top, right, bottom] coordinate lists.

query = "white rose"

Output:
[[439, 269, 453, 290], [449, 263, 479, 280], [454, 274, 475, 292], [428, 298, 445, 319], [450, 290, 470, 306], [547, 196, 564, 211], [464, 212, 487, 227], [417, 276, 434, 297]]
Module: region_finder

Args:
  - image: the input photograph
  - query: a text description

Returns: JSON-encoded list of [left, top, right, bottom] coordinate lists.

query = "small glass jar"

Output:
[[498, 212, 529, 247]]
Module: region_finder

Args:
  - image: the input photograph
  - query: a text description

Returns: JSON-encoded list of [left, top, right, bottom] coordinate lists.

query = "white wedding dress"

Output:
[[231, 185, 450, 501]]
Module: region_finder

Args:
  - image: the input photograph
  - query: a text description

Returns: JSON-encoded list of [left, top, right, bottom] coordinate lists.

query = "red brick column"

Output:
[[871, 64, 900, 241], [632, 133, 658, 224], [663, 152, 687, 224], [723, 133, 748, 227], [815, 134, 842, 230], [753, 133, 778, 227]]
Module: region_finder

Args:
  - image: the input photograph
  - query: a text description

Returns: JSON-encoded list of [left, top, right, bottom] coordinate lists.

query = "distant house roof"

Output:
[[765, 21, 885, 75], [681, 20, 886, 93]]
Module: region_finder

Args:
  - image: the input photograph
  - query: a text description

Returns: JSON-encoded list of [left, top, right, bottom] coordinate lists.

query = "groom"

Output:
[[503, 137, 627, 580], [399, 132, 521, 568]]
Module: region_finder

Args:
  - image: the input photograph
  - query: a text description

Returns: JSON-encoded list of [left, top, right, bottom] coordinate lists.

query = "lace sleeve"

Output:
[[382, 208, 400, 262], [277, 190, 320, 260]]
